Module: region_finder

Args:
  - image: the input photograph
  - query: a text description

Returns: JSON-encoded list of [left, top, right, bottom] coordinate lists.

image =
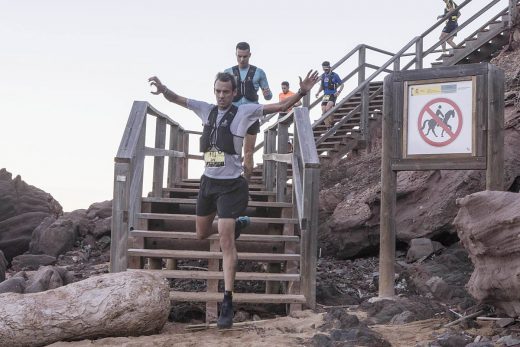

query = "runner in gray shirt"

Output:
[[148, 70, 319, 329]]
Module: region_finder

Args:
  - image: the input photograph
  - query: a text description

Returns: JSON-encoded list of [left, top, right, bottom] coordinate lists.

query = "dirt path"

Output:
[[48, 310, 324, 347]]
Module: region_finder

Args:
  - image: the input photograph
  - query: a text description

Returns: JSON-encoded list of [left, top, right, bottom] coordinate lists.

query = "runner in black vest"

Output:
[[148, 69, 319, 330], [224, 42, 272, 181]]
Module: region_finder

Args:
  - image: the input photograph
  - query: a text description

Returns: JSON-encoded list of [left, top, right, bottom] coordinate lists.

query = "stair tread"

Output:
[[131, 230, 300, 242], [137, 213, 298, 224], [163, 188, 276, 195], [128, 248, 300, 261], [129, 269, 300, 281], [169, 291, 306, 303], [142, 197, 292, 208]]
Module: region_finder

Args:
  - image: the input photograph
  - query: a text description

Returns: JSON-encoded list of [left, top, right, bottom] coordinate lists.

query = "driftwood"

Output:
[[0, 271, 170, 347]]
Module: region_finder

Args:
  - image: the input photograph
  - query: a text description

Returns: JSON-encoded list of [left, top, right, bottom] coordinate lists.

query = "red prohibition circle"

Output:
[[417, 97, 463, 147]]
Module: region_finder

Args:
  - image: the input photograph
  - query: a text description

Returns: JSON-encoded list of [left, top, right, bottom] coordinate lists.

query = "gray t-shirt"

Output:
[[187, 99, 264, 179]]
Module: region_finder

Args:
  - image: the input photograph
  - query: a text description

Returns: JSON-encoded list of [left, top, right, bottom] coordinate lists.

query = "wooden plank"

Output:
[[130, 230, 300, 242], [137, 213, 298, 224], [263, 153, 292, 164], [116, 101, 148, 160], [486, 64, 505, 190], [141, 197, 292, 208], [129, 269, 300, 281], [163, 188, 276, 196], [294, 108, 320, 168], [127, 249, 300, 262], [391, 158, 487, 171], [276, 122, 290, 202], [144, 147, 186, 158], [170, 291, 306, 304]]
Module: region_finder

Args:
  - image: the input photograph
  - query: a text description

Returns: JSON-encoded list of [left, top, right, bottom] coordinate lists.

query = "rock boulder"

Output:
[[454, 190, 520, 317]]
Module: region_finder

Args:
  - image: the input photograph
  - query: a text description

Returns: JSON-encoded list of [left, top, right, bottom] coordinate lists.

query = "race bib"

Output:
[[204, 149, 225, 167], [323, 95, 330, 102]]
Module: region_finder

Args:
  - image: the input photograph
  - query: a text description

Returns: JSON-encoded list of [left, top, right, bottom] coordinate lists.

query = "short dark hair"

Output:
[[322, 61, 331, 67], [281, 81, 289, 87], [214, 72, 237, 91], [236, 42, 250, 51]]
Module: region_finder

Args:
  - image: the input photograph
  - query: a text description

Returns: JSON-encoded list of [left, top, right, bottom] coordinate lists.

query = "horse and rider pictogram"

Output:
[[417, 98, 463, 147]]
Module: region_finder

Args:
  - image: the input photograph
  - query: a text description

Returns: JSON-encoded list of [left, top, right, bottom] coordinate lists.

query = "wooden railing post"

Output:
[[167, 125, 179, 188], [110, 161, 130, 273], [265, 128, 277, 191], [393, 57, 401, 72], [276, 122, 289, 202], [415, 37, 423, 69], [182, 131, 189, 180], [358, 46, 369, 143], [152, 117, 167, 197]]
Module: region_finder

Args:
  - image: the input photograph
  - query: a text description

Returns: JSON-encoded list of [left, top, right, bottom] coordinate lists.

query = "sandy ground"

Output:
[[46, 308, 450, 347]]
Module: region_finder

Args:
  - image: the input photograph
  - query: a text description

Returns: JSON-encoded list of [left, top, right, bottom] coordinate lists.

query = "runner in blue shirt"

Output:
[[315, 61, 344, 129]]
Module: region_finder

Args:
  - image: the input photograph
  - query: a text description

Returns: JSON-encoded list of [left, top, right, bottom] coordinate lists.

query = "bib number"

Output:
[[204, 149, 225, 167], [323, 95, 330, 102]]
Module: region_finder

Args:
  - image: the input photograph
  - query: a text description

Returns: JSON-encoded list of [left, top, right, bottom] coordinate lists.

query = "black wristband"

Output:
[[161, 85, 168, 94], [297, 88, 307, 97]]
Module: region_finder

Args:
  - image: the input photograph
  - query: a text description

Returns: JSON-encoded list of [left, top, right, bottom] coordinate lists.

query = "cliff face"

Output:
[[319, 49, 520, 259]]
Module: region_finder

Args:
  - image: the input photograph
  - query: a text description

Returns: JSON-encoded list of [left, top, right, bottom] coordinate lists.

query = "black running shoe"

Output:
[[234, 216, 251, 240], [217, 297, 234, 329]]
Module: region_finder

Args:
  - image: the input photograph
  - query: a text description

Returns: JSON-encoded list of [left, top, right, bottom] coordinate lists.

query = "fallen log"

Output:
[[0, 271, 170, 347]]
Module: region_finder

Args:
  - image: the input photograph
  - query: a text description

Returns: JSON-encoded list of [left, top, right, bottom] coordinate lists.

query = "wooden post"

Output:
[[167, 125, 179, 188], [415, 37, 423, 70], [302, 167, 320, 309], [182, 132, 189, 180], [379, 75, 397, 298], [358, 46, 369, 143], [206, 239, 220, 323], [110, 162, 130, 273], [265, 129, 277, 191], [510, 0, 518, 27], [152, 118, 167, 197], [276, 122, 289, 202], [486, 65, 505, 190], [176, 129, 185, 186], [393, 57, 401, 72]]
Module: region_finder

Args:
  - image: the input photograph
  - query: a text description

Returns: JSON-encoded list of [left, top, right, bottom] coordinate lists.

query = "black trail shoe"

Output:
[[217, 297, 234, 329], [234, 216, 251, 240]]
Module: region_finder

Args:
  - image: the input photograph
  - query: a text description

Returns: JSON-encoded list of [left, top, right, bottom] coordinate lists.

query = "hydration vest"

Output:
[[199, 105, 239, 155], [445, 1, 460, 22], [321, 72, 337, 92], [232, 65, 258, 102]]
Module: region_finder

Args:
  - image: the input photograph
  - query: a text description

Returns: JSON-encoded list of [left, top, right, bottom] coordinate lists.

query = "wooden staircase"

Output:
[[268, 0, 517, 165], [433, 3, 515, 66], [111, 104, 319, 323]]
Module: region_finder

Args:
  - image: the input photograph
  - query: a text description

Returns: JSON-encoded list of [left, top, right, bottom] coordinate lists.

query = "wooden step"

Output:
[[174, 182, 265, 190], [170, 291, 306, 304], [130, 230, 300, 242], [137, 213, 299, 224], [163, 188, 276, 196], [129, 269, 300, 282], [127, 248, 300, 262], [142, 197, 293, 208]]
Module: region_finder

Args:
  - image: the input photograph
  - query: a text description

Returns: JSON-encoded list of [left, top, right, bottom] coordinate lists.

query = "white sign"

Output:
[[405, 79, 474, 157]]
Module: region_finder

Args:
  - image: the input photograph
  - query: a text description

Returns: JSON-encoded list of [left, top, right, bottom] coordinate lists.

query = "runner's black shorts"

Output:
[[246, 120, 261, 135], [321, 94, 337, 106], [196, 175, 249, 219], [442, 21, 458, 35]]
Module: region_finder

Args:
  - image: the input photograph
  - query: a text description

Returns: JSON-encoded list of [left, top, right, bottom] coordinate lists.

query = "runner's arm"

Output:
[[148, 76, 188, 108], [259, 69, 272, 101]]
